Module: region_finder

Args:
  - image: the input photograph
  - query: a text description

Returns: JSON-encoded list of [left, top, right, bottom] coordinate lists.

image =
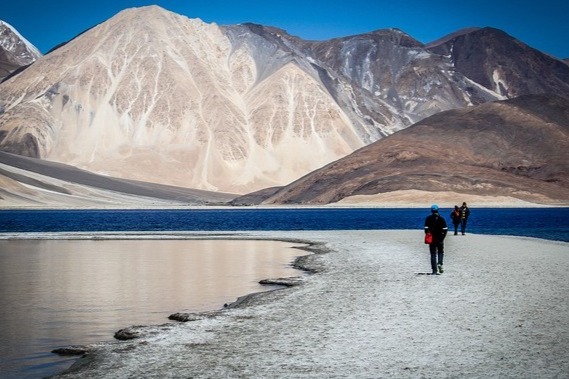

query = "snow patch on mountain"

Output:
[[492, 69, 509, 97], [0, 20, 41, 60]]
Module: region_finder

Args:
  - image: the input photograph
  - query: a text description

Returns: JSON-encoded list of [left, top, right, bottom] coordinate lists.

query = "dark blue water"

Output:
[[1, 208, 568, 242]]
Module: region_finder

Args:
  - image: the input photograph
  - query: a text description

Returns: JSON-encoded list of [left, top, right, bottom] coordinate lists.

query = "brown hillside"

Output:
[[258, 94, 569, 205]]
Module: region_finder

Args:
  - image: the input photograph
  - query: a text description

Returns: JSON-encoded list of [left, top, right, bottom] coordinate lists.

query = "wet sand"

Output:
[[53, 230, 569, 378]]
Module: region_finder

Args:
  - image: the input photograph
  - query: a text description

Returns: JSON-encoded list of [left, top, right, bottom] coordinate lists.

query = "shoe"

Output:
[[438, 264, 444, 274], [432, 271, 440, 275]]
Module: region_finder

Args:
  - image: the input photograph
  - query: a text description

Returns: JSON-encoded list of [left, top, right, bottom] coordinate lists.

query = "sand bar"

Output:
[[51, 230, 569, 378]]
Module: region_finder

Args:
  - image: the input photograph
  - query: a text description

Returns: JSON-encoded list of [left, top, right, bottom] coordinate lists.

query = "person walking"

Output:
[[424, 204, 448, 275], [460, 202, 470, 235], [450, 205, 460, 235]]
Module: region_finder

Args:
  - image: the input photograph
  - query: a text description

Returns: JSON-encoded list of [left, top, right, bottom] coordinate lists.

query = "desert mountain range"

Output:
[[1, 6, 568, 207]]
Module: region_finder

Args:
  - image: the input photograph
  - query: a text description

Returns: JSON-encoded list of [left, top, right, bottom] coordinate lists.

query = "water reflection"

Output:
[[0, 239, 304, 379]]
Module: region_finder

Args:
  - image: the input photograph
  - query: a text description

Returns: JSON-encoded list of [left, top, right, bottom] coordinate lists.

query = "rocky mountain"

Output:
[[228, 24, 497, 140], [0, 20, 41, 82], [0, 6, 568, 204], [426, 27, 569, 99], [0, 7, 365, 194], [243, 94, 569, 205]]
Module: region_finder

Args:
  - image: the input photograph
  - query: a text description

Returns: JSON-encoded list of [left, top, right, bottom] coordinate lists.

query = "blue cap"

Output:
[[431, 204, 439, 212]]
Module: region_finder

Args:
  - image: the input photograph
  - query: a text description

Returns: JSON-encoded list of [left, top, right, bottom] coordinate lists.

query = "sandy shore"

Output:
[[54, 230, 569, 378], [336, 190, 566, 208]]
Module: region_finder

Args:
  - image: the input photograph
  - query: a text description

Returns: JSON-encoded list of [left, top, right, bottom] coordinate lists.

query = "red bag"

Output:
[[424, 232, 433, 244]]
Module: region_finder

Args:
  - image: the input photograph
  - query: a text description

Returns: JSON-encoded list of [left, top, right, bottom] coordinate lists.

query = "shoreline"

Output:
[[52, 233, 326, 376], [1, 203, 567, 212], [1, 235, 314, 379], [2, 190, 568, 210], [51, 230, 569, 378]]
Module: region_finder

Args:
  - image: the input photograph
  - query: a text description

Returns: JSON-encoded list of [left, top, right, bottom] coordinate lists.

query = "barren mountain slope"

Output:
[[255, 94, 569, 205], [0, 151, 235, 207], [427, 27, 569, 99], [0, 6, 362, 194]]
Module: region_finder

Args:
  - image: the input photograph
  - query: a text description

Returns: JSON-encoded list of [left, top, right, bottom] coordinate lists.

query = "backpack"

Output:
[[452, 210, 460, 221]]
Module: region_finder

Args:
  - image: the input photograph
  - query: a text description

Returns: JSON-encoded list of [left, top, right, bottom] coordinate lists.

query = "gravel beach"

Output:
[[55, 230, 569, 378]]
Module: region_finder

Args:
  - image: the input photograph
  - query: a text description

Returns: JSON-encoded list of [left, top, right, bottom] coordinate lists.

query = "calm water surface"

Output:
[[0, 239, 304, 379]]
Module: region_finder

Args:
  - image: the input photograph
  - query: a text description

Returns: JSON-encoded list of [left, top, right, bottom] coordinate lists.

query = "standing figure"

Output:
[[424, 204, 448, 275], [460, 202, 470, 235], [450, 205, 460, 235]]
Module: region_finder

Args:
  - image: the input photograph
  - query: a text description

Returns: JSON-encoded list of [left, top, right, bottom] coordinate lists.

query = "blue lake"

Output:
[[1, 207, 568, 242]]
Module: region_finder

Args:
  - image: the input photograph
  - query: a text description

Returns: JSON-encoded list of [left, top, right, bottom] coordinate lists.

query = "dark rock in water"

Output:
[[259, 277, 303, 287], [52, 346, 88, 356], [169, 310, 220, 321], [114, 327, 141, 340], [168, 312, 201, 322]]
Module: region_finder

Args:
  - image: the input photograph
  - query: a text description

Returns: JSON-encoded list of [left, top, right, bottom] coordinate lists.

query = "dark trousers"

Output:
[[429, 242, 444, 273], [460, 219, 468, 235], [453, 222, 459, 235]]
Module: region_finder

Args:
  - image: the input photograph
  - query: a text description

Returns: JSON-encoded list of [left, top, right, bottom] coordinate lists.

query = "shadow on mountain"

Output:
[[0, 152, 236, 207]]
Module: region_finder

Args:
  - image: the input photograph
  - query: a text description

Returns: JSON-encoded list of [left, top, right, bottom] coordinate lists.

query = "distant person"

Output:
[[460, 202, 470, 235], [424, 204, 448, 275], [450, 205, 460, 235]]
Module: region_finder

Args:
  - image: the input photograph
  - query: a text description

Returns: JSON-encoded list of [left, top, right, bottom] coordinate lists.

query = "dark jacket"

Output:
[[460, 206, 470, 220], [450, 209, 460, 225], [424, 212, 448, 244]]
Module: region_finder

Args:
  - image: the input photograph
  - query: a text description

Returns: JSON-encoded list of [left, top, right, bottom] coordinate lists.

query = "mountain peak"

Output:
[[0, 20, 41, 82], [425, 27, 481, 49], [116, 4, 172, 16], [329, 27, 423, 48], [0, 20, 41, 58], [108, 4, 196, 25], [426, 26, 569, 98], [366, 28, 423, 47]]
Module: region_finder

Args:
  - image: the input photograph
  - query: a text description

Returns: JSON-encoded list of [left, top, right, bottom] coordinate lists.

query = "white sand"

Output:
[[55, 231, 569, 378], [336, 190, 564, 208]]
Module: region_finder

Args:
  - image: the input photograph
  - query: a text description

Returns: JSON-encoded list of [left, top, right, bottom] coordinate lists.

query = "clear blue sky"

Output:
[[3, 0, 568, 59]]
